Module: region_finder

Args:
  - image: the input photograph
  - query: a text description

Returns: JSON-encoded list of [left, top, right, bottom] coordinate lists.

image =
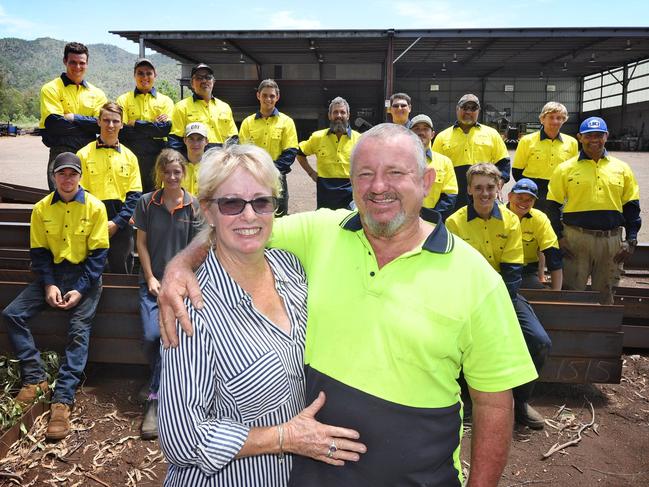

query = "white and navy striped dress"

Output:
[[158, 248, 308, 487]]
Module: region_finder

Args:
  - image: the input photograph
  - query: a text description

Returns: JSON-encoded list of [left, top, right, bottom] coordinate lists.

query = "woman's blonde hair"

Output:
[[153, 149, 188, 189]]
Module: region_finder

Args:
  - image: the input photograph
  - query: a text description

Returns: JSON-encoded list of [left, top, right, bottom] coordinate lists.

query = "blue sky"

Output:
[[1, 0, 648, 54]]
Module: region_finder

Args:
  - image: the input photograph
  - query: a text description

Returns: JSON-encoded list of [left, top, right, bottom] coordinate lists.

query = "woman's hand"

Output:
[[283, 391, 367, 466], [147, 276, 161, 297]]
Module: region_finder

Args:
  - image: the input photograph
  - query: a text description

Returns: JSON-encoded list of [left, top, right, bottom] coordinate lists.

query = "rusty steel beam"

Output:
[[521, 288, 601, 303], [530, 301, 624, 331], [622, 325, 649, 348], [540, 356, 622, 383], [0, 182, 48, 204], [0, 204, 33, 222], [626, 243, 649, 270], [0, 222, 30, 248]]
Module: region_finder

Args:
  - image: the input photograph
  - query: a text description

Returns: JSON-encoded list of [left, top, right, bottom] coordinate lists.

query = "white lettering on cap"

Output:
[[588, 119, 601, 128]]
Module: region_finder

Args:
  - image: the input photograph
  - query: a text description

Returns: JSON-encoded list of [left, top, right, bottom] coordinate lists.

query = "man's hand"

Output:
[[59, 290, 82, 310], [45, 284, 63, 308], [63, 113, 75, 121], [467, 387, 514, 487], [126, 120, 136, 127], [559, 237, 574, 259], [614, 241, 635, 264], [147, 276, 161, 297], [155, 114, 169, 123], [107, 221, 119, 238]]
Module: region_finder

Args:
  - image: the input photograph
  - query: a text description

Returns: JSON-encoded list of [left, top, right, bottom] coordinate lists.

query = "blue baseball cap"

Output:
[[511, 178, 538, 198], [579, 117, 608, 134]]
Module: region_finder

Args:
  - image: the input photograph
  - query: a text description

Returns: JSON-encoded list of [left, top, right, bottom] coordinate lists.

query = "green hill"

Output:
[[0, 37, 181, 125]]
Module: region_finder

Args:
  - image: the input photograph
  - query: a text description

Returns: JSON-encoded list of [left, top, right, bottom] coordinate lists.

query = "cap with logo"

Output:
[[52, 152, 82, 175], [579, 116, 608, 134], [185, 122, 208, 138], [511, 178, 539, 198], [410, 114, 434, 129]]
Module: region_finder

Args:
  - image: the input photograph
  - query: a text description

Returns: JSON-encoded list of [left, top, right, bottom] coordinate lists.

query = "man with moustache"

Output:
[[547, 116, 641, 304], [297, 97, 360, 210], [39, 42, 107, 190], [76, 102, 143, 274], [167, 63, 237, 153], [117, 58, 174, 193], [157, 124, 537, 487], [239, 79, 298, 216], [433, 94, 510, 207]]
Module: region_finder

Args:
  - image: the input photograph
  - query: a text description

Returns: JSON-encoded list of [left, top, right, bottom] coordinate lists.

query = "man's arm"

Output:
[[297, 154, 317, 182], [466, 387, 513, 487], [158, 238, 209, 347]]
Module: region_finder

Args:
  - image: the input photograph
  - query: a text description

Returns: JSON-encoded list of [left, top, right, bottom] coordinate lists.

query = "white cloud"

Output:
[[0, 4, 37, 33], [393, 1, 516, 28], [267, 10, 321, 29]]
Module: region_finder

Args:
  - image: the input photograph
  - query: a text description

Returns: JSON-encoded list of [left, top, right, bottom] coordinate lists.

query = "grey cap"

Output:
[[134, 58, 155, 72], [52, 152, 82, 175], [457, 94, 480, 108], [410, 114, 434, 129]]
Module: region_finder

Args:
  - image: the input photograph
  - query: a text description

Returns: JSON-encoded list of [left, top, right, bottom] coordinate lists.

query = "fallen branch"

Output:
[[542, 400, 595, 459], [84, 472, 111, 487], [0, 471, 23, 482]]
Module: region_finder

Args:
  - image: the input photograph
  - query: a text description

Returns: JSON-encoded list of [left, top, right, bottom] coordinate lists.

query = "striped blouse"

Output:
[[158, 248, 308, 487]]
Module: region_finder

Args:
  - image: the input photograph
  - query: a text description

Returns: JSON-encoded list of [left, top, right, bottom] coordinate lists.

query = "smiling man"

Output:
[[168, 63, 238, 153], [297, 97, 360, 210], [39, 42, 107, 191], [388, 92, 412, 127], [117, 58, 174, 193], [239, 79, 298, 216], [157, 124, 537, 486], [432, 94, 510, 208], [2, 152, 108, 441], [76, 102, 143, 274], [547, 116, 641, 304]]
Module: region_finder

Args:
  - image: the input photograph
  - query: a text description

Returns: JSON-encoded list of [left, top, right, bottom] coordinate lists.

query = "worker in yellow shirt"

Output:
[[117, 58, 174, 193], [432, 94, 510, 208], [547, 116, 641, 304], [447, 163, 551, 430], [168, 63, 237, 153], [410, 114, 458, 220], [39, 42, 107, 191], [239, 79, 298, 216], [77, 102, 143, 274], [2, 152, 108, 441], [507, 179, 563, 290], [513, 102, 578, 213], [180, 122, 209, 196], [297, 96, 360, 210]]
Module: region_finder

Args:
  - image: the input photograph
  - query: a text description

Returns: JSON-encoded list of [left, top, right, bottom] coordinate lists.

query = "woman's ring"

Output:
[[326, 440, 337, 458]]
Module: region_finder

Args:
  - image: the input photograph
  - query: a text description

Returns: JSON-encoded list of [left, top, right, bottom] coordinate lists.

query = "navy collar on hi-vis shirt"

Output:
[[339, 207, 454, 254], [327, 126, 353, 138], [540, 127, 563, 142], [60, 73, 89, 88], [578, 149, 609, 161], [192, 93, 216, 102], [254, 107, 279, 119], [51, 187, 86, 205], [96, 137, 121, 152], [453, 121, 482, 129], [134, 87, 158, 97], [467, 201, 503, 221]]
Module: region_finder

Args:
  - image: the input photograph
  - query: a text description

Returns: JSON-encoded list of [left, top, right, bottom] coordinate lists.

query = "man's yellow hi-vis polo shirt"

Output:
[[432, 123, 509, 170], [298, 128, 360, 179], [239, 110, 298, 161], [182, 162, 199, 196], [513, 130, 578, 180], [116, 88, 174, 126], [422, 146, 458, 218], [446, 203, 523, 272], [270, 208, 536, 486], [170, 95, 238, 144], [39, 75, 106, 128], [518, 208, 559, 265]]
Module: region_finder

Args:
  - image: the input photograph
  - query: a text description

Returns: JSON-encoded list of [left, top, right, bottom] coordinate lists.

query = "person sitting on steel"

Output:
[[133, 149, 201, 440], [388, 92, 412, 127], [168, 63, 238, 153], [181, 122, 209, 196], [447, 163, 551, 430], [410, 114, 458, 220], [512, 102, 578, 214], [117, 58, 174, 193], [296, 96, 360, 210], [39, 42, 107, 191], [239, 79, 298, 216], [2, 152, 108, 440], [77, 102, 143, 274], [507, 178, 563, 290], [547, 116, 642, 305]]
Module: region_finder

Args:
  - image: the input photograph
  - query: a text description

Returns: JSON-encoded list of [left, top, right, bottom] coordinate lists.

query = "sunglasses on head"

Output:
[[208, 196, 279, 215]]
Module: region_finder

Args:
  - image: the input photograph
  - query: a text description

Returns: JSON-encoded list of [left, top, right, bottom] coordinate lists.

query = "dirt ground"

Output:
[[0, 135, 648, 486]]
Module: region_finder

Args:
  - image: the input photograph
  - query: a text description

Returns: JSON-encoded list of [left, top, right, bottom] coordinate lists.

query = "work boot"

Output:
[[46, 403, 72, 440], [515, 402, 545, 430], [15, 381, 49, 408], [140, 399, 158, 440]]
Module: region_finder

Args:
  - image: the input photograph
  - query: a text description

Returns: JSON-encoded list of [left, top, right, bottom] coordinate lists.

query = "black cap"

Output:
[[134, 57, 155, 72], [191, 63, 214, 77], [52, 152, 82, 175]]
